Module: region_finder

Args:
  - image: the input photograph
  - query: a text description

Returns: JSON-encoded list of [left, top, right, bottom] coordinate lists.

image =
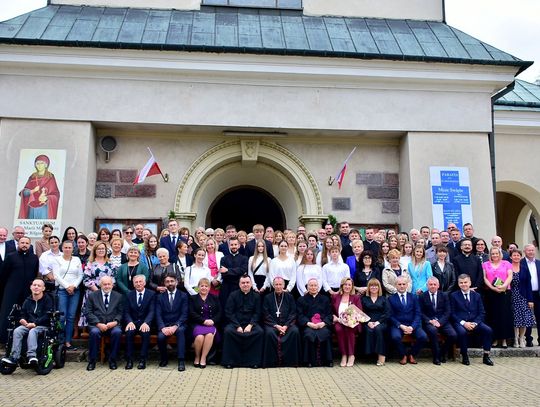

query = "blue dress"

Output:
[[511, 272, 535, 327]]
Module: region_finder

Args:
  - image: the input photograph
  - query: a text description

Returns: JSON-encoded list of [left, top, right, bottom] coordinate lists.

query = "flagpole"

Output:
[[328, 147, 357, 186], [147, 147, 169, 183]]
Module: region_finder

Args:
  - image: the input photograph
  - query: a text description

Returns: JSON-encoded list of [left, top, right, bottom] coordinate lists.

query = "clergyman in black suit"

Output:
[[419, 277, 457, 365], [124, 274, 155, 370], [155, 272, 188, 371], [450, 274, 494, 366], [85, 276, 124, 371]]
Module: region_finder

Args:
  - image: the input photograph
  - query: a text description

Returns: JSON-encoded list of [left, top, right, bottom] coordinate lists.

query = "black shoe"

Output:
[[483, 355, 494, 366], [225, 364, 233, 369], [137, 360, 146, 370], [526, 341, 534, 348], [159, 360, 168, 367], [109, 360, 117, 370], [326, 362, 334, 368], [178, 360, 186, 372], [251, 364, 259, 369], [441, 356, 447, 363], [1, 356, 18, 366], [125, 359, 133, 370], [86, 361, 96, 371], [200, 364, 206, 369], [461, 354, 470, 366], [194, 362, 200, 368], [433, 359, 441, 366]]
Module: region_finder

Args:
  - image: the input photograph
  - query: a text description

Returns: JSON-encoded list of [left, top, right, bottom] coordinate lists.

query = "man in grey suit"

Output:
[[85, 276, 124, 371]]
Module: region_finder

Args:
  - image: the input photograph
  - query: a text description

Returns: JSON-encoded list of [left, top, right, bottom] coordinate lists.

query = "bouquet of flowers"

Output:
[[339, 304, 370, 328]]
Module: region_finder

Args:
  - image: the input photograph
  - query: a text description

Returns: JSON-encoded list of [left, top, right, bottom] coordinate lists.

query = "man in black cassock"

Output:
[[222, 274, 263, 369], [0, 236, 38, 344], [219, 237, 248, 311], [297, 278, 333, 367], [262, 276, 301, 367]]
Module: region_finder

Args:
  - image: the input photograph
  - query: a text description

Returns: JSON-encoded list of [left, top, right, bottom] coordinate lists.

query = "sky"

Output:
[[0, 0, 538, 83]]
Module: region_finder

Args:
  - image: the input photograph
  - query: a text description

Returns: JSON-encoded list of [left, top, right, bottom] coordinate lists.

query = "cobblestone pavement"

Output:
[[0, 356, 539, 406]]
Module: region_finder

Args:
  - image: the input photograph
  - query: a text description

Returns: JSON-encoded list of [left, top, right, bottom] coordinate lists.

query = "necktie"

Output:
[[431, 293, 436, 309], [400, 294, 406, 306], [137, 293, 143, 307], [169, 292, 174, 307], [464, 293, 469, 305], [171, 236, 176, 247], [104, 293, 109, 309]]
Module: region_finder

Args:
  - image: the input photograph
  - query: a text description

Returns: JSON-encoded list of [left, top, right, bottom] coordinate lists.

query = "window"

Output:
[[202, 0, 302, 9]]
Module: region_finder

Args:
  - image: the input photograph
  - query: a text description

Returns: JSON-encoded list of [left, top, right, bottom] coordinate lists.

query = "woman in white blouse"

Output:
[[267, 241, 297, 293], [53, 240, 83, 350], [184, 248, 213, 295], [296, 248, 323, 296], [248, 239, 270, 293]]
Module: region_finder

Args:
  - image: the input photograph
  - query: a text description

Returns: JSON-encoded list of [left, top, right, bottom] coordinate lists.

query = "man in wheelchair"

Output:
[[1, 279, 53, 367]]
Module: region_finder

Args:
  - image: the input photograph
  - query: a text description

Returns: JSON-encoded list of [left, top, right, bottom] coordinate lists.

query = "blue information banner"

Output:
[[430, 167, 472, 231]]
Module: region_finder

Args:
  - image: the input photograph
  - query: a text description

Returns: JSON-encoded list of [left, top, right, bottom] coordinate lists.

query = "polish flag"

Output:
[[334, 147, 357, 189], [336, 164, 347, 189], [133, 149, 164, 184]]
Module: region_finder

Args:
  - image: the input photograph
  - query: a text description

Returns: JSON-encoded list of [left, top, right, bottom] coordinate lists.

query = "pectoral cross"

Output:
[[276, 311, 281, 317]]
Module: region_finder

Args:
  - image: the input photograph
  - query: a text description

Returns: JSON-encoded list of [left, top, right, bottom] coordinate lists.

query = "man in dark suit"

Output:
[[522, 244, 540, 347], [363, 228, 380, 258], [85, 276, 124, 371], [450, 274, 494, 366], [0, 236, 39, 344], [124, 274, 155, 370], [388, 276, 428, 365], [219, 237, 248, 310], [452, 239, 483, 290], [246, 224, 274, 259], [218, 225, 237, 256], [155, 272, 188, 371], [419, 277, 457, 365], [159, 219, 181, 263]]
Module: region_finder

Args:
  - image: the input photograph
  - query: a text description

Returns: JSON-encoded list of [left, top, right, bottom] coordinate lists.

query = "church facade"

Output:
[[0, 0, 538, 245]]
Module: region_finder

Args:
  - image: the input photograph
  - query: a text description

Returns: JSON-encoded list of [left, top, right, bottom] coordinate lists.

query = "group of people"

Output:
[[0, 219, 538, 370]]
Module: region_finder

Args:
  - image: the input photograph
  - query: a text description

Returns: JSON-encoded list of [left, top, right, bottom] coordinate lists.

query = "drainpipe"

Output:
[[490, 81, 515, 232]]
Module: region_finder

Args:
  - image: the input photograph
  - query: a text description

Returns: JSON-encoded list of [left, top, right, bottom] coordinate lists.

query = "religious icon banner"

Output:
[[430, 166, 472, 232], [13, 149, 66, 238]]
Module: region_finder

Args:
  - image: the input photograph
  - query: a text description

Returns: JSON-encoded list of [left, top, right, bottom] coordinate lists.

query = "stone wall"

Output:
[[95, 169, 156, 199]]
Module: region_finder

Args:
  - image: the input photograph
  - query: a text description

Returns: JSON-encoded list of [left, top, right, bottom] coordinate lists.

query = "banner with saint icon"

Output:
[[13, 149, 66, 238]]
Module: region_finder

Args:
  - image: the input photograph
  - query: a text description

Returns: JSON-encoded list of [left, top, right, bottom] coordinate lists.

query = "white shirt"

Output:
[[39, 249, 62, 276], [53, 256, 83, 289], [266, 256, 297, 291], [527, 258, 539, 291], [184, 264, 212, 295], [0, 242, 5, 261], [296, 264, 323, 296], [322, 261, 350, 292], [248, 255, 269, 289]]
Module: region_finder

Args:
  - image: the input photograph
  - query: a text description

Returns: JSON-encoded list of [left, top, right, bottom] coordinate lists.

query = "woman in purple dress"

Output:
[[189, 278, 222, 368]]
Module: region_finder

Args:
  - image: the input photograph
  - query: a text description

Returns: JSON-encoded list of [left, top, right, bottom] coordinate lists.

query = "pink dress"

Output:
[[207, 253, 220, 296]]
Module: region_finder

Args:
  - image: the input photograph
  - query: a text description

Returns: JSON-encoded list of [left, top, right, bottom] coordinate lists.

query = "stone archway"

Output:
[[496, 180, 540, 247], [174, 139, 326, 231]]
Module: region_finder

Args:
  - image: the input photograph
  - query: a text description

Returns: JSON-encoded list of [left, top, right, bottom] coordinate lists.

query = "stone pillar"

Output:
[[299, 215, 328, 234], [399, 132, 496, 239], [176, 212, 197, 230]]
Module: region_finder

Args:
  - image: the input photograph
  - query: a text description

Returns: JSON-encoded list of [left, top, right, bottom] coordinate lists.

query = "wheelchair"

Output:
[[0, 301, 66, 375]]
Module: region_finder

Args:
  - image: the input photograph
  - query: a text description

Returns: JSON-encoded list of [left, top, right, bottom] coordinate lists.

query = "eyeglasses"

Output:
[[125, 231, 133, 234]]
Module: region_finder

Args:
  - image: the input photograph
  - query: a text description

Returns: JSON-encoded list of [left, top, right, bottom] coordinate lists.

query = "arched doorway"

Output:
[[174, 140, 326, 232], [496, 180, 540, 248], [207, 186, 285, 231]]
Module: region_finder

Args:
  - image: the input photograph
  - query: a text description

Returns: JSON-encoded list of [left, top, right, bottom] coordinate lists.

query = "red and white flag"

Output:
[[133, 148, 164, 185], [334, 147, 357, 189]]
